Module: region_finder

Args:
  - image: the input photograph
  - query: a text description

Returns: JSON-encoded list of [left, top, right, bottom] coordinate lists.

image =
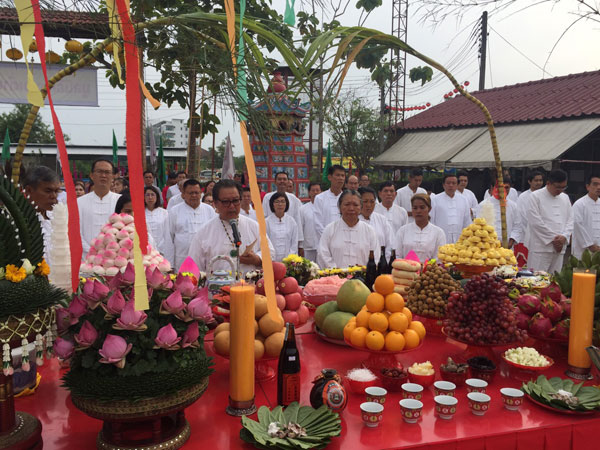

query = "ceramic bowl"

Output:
[[346, 376, 378, 395], [500, 387, 525, 411], [440, 367, 468, 386], [360, 402, 384, 428], [434, 395, 458, 420], [433, 380, 456, 397], [401, 382, 424, 400], [399, 399, 423, 424], [379, 370, 408, 392], [465, 378, 488, 394], [467, 392, 491, 416]]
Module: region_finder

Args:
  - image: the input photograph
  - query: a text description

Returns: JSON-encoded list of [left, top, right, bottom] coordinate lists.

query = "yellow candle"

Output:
[[229, 283, 255, 403], [568, 271, 596, 370]]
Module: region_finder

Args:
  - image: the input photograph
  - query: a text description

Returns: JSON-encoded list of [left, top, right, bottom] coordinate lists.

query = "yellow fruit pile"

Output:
[[391, 259, 421, 295], [214, 294, 285, 360], [343, 275, 425, 352], [437, 217, 517, 266]]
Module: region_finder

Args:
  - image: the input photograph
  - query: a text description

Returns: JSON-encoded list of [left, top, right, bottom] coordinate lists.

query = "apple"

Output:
[[297, 304, 309, 325], [276, 294, 286, 311], [272, 262, 287, 281], [284, 292, 303, 311], [282, 310, 300, 326], [255, 278, 265, 295], [278, 277, 298, 295]]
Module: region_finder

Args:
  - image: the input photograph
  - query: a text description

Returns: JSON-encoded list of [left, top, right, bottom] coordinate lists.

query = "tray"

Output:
[[525, 393, 597, 415], [502, 353, 554, 372], [343, 336, 424, 372], [453, 264, 496, 279], [313, 323, 348, 346]]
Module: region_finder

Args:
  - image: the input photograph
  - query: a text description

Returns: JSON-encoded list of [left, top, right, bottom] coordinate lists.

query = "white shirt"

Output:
[[395, 222, 446, 263], [476, 197, 522, 243], [188, 215, 274, 275], [572, 194, 600, 259], [395, 185, 427, 221], [484, 187, 519, 204], [266, 214, 298, 262], [374, 203, 408, 232], [167, 193, 184, 211], [430, 192, 472, 243], [262, 192, 304, 242], [168, 202, 217, 269], [77, 191, 121, 255], [240, 206, 257, 222], [317, 219, 379, 269], [527, 187, 573, 254], [300, 202, 318, 251], [57, 191, 67, 204], [517, 189, 534, 245], [145, 207, 170, 256], [313, 189, 342, 240], [360, 212, 393, 258], [167, 184, 181, 201], [458, 188, 478, 213]]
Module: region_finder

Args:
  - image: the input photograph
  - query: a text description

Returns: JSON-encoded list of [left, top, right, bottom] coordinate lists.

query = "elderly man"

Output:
[[167, 170, 187, 201], [395, 169, 426, 221], [188, 180, 273, 275], [431, 174, 472, 244], [346, 175, 359, 190], [527, 170, 573, 272], [300, 182, 322, 262], [571, 174, 600, 259], [240, 186, 257, 221], [359, 174, 370, 188], [374, 181, 408, 232], [78, 159, 121, 257], [314, 164, 346, 240], [286, 179, 295, 194]]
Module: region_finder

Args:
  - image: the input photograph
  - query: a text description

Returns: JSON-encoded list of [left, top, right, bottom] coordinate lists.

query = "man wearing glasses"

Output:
[[527, 169, 573, 273], [188, 180, 273, 275], [77, 159, 121, 257]]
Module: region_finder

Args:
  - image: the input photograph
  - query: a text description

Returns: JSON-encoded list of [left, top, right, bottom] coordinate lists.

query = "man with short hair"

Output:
[[262, 172, 304, 245], [166, 179, 216, 269], [346, 175, 359, 190], [78, 160, 121, 257], [188, 180, 273, 275], [300, 182, 322, 262], [571, 174, 600, 259], [143, 170, 155, 187], [359, 187, 393, 258], [395, 169, 426, 221], [431, 174, 472, 243], [484, 176, 519, 203], [527, 169, 573, 272], [374, 181, 408, 232], [167, 170, 187, 201], [313, 164, 346, 240], [457, 171, 478, 218], [166, 179, 188, 211], [285, 179, 295, 194], [240, 186, 257, 221], [517, 171, 544, 247], [359, 174, 370, 188]]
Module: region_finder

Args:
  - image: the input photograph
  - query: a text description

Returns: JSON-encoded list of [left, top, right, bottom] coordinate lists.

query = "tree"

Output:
[[0, 104, 69, 144], [323, 93, 387, 173]]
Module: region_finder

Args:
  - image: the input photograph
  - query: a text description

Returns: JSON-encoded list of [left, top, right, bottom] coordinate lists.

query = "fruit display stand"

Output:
[[344, 338, 424, 372]]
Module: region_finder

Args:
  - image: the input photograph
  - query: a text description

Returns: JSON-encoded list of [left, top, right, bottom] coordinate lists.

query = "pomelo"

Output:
[[336, 279, 371, 315]]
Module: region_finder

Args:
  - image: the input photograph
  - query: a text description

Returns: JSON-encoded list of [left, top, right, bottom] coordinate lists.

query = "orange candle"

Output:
[[229, 283, 255, 409], [568, 270, 596, 372]]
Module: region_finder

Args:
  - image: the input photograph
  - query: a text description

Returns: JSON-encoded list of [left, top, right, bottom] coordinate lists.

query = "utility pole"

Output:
[[379, 82, 386, 154], [478, 11, 488, 91]]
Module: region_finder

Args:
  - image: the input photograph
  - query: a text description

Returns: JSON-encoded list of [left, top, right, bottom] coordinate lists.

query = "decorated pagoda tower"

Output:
[[249, 73, 311, 200]]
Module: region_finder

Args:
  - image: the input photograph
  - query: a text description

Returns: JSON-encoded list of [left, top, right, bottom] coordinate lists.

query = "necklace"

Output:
[[221, 220, 239, 257]]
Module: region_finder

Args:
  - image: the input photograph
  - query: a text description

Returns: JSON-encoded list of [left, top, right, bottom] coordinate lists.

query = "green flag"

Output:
[[322, 141, 332, 185], [112, 130, 118, 167], [284, 0, 296, 26], [157, 136, 166, 190], [2, 128, 10, 162]]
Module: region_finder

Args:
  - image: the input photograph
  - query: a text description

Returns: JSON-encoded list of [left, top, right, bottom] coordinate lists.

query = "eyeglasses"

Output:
[[93, 170, 112, 176], [218, 198, 241, 207]]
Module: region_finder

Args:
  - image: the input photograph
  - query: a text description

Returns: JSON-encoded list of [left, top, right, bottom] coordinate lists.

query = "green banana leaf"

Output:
[[522, 376, 600, 412]]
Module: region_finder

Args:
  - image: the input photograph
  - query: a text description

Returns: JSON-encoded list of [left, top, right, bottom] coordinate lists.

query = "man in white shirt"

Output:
[[359, 174, 370, 188], [188, 180, 272, 275], [516, 171, 544, 248], [300, 182, 322, 262], [262, 171, 303, 245], [572, 174, 600, 259], [346, 175, 359, 190], [240, 186, 257, 222], [477, 182, 522, 248], [78, 160, 121, 257], [457, 171, 478, 218], [395, 169, 426, 221], [313, 164, 346, 240], [527, 170, 573, 273], [166, 179, 187, 211], [166, 171, 187, 201], [431, 174, 472, 243], [374, 181, 408, 232], [359, 187, 392, 258], [166, 179, 216, 269], [286, 179, 295, 194], [483, 180, 519, 203]]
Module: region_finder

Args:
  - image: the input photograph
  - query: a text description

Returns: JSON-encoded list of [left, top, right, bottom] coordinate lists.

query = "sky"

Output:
[[1, 0, 599, 157]]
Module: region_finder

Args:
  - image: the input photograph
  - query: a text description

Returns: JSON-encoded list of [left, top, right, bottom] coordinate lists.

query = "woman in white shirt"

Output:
[[318, 190, 379, 269], [395, 194, 446, 263], [144, 186, 170, 255], [265, 192, 298, 262]]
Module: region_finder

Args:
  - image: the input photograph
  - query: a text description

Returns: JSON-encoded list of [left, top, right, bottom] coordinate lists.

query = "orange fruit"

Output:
[[356, 309, 372, 328], [409, 321, 426, 340], [388, 312, 409, 332], [343, 320, 357, 341], [366, 292, 385, 312], [350, 327, 369, 348], [368, 312, 389, 332], [385, 293, 405, 312], [374, 275, 395, 296], [385, 331, 406, 351], [403, 329, 420, 349], [402, 307, 413, 324], [365, 331, 385, 351]]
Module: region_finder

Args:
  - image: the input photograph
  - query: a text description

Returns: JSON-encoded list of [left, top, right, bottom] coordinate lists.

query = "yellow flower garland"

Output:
[[35, 259, 50, 277], [5, 264, 27, 283]]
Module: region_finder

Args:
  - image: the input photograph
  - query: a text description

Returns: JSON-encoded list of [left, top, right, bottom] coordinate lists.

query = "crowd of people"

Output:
[[21, 159, 600, 277]]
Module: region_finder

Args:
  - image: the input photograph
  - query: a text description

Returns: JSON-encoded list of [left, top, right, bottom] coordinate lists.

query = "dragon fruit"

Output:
[[529, 312, 553, 338], [551, 318, 570, 340], [517, 294, 541, 315], [540, 298, 563, 324], [560, 298, 571, 318], [540, 282, 562, 303], [516, 312, 530, 330]]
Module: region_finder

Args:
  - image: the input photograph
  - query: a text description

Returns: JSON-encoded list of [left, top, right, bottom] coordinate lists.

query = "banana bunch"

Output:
[[438, 218, 517, 266]]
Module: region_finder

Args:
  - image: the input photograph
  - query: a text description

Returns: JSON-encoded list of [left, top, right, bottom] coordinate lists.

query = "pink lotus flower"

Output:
[[178, 256, 200, 279], [54, 337, 75, 360], [121, 263, 135, 284], [67, 296, 88, 324], [99, 335, 132, 369], [174, 274, 197, 298], [160, 290, 186, 316], [146, 266, 169, 289], [103, 290, 126, 317], [55, 307, 71, 335], [185, 288, 213, 322], [114, 301, 148, 331], [181, 322, 200, 348], [82, 279, 109, 309], [74, 320, 98, 349], [108, 272, 123, 290], [154, 324, 181, 350]]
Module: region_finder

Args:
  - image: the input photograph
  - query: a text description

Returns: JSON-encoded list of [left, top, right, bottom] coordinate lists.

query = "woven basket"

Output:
[[71, 377, 209, 421]]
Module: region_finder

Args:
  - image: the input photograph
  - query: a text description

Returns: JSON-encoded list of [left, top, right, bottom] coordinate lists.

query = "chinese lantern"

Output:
[[29, 41, 38, 53], [6, 48, 23, 60], [45, 51, 61, 64], [65, 40, 83, 53]]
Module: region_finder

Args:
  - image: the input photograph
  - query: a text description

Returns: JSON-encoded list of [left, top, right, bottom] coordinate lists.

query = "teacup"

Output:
[[401, 382, 424, 400], [399, 399, 423, 424], [500, 387, 524, 411], [360, 402, 384, 428], [365, 386, 387, 405], [433, 381, 456, 397], [434, 395, 458, 420], [465, 378, 488, 394], [467, 392, 491, 416]]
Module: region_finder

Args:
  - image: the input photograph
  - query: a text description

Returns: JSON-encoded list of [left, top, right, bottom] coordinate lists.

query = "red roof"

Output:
[[396, 70, 600, 131]]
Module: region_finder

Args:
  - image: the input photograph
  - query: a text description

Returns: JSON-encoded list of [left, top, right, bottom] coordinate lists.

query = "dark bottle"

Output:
[[277, 323, 301, 406], [365, 250, 377, 289], [377, 246, 389, 275], [388, 249, 396, 274]]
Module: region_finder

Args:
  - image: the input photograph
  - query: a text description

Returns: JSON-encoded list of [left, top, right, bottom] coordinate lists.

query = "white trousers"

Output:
[[527, 252, 564, 273], [304, 249, 317, 263]]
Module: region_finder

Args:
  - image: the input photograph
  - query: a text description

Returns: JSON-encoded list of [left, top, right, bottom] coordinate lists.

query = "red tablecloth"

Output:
[[15, 323, 600, 450]]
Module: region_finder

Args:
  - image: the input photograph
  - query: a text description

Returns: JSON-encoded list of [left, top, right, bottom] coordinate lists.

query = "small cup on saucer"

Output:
[[365, 386, 387, 405], [467, 392, 491, 416], [401, 382, 423, 400], [433, 380, 456, 397], [434, 395, 458, 420], [360, 402, 384, 427], [465, 378, 488, 394], [500, 388, 524, 411], [399, 399, 423, 423]]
